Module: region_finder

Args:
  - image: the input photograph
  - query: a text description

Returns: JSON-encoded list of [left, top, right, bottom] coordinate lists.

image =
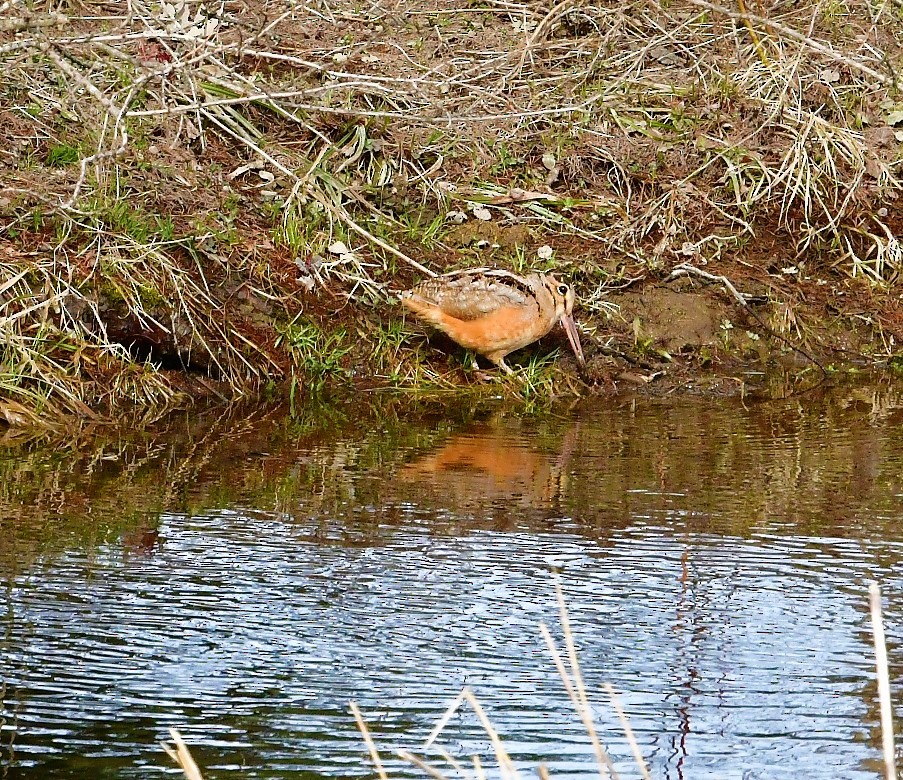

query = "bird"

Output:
[[399, 268, 585, 374]]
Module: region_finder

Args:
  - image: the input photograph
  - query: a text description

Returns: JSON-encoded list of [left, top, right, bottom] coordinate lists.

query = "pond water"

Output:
[[2, 385, 903, 779]]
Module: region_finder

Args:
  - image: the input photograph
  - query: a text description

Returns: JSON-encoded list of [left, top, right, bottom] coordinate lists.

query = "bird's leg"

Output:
[[495, 357, 514, 375], [473, 352, 512, 379], [469, 353, 496, 382]]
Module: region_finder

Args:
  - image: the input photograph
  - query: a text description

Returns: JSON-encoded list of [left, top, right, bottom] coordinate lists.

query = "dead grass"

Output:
[[160, 579, 899, 779], [1, 0, 902, 417], [161, 580, 654, 780], [350, 580, 648, 780]]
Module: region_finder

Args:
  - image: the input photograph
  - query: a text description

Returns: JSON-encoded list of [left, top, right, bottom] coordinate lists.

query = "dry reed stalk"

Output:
[[349, 701, 390, 780], [604, 684, 651, 780], [433, 745, 472, 778], [397, 749, 450, 780], [460, 688, 522, 780], [546, 580, 620, 779], [160, 728, 204, 780], [423, 688, 468, 748], [869, 582, 896, 780]]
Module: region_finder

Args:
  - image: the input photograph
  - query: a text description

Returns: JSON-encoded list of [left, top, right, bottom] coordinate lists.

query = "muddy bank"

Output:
[[1, 213, 899, 424]]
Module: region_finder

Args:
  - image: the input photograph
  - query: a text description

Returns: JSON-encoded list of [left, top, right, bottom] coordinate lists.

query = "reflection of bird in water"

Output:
[[400, 422, 579, 510], [400, 268, 585, 373], [121, 524, 160, 557]]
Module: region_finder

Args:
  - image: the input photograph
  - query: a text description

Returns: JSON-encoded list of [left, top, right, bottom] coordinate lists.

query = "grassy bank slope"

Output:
[[2, 0, 902, 421]]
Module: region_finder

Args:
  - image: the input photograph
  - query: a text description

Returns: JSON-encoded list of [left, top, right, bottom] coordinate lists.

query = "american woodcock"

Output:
[[400, 268, 585, 373]]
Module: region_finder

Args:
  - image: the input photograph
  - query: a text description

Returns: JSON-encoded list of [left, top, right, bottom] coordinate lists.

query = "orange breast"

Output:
[[434, 305, 547, 357]]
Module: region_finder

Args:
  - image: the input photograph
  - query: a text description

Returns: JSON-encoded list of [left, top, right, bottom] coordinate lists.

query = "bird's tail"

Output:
[[400, 293, 449, 328]]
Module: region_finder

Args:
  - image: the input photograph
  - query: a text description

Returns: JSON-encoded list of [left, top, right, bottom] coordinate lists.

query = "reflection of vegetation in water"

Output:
[[3, 381, 903, 575], [0, 395, 484, 570], [0, 431, 167, 572]]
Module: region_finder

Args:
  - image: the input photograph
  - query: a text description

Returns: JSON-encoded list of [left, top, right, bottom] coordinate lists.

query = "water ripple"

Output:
[[3, 394, 903, 778]]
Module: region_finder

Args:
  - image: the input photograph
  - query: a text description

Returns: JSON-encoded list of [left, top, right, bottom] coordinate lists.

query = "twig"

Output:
[[667, 262, 751, 307], [125, 88, 611, 126], [43, 45, 122, 116], [0, 12, 67, 32], [667, 262, 828, 376], [684, 0, 898, 87]]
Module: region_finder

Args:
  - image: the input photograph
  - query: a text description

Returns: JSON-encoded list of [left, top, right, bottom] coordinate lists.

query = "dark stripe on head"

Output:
[[543, 275, 568, 300]]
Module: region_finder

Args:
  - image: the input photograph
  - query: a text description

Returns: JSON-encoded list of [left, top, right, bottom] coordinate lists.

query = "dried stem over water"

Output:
[[352, 581, 648, 779], [160, 728, 204, 780], [869, 581, 896, 780], [350, 701, 390, 780]]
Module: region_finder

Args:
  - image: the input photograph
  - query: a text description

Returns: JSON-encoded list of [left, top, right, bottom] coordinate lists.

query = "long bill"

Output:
[[560, 314, 586, 367]]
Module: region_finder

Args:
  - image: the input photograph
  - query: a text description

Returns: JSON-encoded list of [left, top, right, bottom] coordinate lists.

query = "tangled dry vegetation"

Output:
[[1, 0, 902, 422]]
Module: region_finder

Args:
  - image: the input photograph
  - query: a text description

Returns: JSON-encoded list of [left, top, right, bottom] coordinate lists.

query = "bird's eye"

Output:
[[557, 284, 569, 295]]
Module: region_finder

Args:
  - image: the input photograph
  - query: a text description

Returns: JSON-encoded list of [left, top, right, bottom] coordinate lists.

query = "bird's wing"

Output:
[[411, 271, 536, 320]]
